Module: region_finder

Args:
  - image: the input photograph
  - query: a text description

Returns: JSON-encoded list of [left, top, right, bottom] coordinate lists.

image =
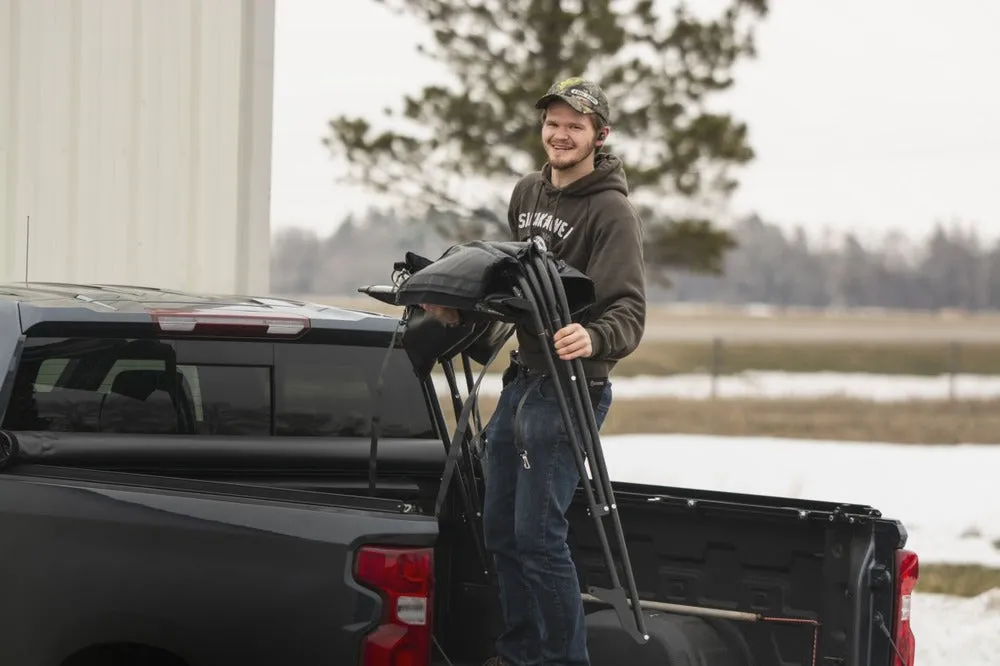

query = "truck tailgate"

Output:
[[568, 481, 906, 666]]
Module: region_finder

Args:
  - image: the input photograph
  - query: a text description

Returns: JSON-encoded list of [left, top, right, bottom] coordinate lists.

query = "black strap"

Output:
[[461, 352, 484, 434], [433, 327, 516, 516], [368, 312, 409, 496]]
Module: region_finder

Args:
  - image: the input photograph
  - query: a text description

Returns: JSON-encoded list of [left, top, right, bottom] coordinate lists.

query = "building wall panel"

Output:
[[0, 0, 274, 294]]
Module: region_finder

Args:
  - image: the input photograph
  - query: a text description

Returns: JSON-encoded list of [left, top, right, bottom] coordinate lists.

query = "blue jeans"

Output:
[[482, 368, 613, 666]]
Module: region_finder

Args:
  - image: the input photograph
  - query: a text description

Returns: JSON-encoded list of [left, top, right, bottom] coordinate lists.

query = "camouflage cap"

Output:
[[535, 77, 611, 125]]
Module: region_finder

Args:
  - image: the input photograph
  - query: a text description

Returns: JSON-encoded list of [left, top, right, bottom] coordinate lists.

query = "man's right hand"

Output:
[[420, 304, 462, 327]]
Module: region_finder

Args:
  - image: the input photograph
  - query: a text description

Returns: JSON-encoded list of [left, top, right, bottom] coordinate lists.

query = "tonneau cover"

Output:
[[3, 431, 446, 473]]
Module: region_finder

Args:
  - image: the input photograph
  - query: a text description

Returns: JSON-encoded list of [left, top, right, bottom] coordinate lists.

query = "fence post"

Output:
[[710, 337, 722, 400], [948, 341, 960, 403]]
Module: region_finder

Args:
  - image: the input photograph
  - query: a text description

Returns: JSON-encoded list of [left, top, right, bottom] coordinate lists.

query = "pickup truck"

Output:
[[0, 281, 918, 666]]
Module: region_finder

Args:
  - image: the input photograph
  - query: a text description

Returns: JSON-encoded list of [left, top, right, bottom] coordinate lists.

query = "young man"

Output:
[[424, 77, 646, 666]]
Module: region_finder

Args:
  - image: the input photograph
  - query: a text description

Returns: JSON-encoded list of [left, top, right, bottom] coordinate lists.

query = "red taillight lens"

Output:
[[892, 548, 919, 666], [355, 546, 434, 666]]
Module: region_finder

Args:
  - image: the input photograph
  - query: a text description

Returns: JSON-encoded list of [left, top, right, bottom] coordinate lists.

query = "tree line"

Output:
[[662, 215, 999, 311], [270, 210, 999, 311]]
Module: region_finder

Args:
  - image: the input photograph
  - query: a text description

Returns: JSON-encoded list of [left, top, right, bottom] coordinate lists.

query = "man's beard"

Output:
[[547, 139, 597, 171]]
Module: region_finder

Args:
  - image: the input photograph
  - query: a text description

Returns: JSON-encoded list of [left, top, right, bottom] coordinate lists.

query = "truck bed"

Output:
[[431, 478, 907, 666], [572, 481, 905, 666]]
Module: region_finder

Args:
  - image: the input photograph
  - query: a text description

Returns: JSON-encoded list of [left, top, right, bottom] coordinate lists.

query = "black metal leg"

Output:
[[460, 352, 487, 498], [523, 258, 609, 511], [535, 253, 648, 644], [420, 375, 492, 577], [509, 248, 649, 645], [441, 359, 486, 531], [512, 275, 629, 615], [461, 352, 485, 435]]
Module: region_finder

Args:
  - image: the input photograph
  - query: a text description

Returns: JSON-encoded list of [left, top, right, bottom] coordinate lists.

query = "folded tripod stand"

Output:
[[361, 237, 649, 645]]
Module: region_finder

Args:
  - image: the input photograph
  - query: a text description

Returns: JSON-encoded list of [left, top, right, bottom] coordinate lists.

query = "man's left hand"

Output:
[[553, 323, 593, 361]]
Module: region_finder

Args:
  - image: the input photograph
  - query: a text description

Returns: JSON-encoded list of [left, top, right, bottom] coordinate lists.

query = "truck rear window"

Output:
[[1, 336, 435, 439]]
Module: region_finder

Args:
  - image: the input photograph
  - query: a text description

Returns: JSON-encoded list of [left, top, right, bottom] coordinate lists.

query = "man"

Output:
[[423, 77, 646, 666]]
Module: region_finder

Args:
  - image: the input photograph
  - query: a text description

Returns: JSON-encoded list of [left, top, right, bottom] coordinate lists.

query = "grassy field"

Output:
[[443, 395, 1000, 444], [918, 563, 1000, 597], [310, 295, 1000, 343], [487, 338, 1000, 377], [311, 295, 1000, 375], [594, 397, 1000, 444]]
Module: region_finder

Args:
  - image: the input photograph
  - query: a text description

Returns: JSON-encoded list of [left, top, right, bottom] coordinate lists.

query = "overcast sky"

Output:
[[269, 0, 1000, 244]]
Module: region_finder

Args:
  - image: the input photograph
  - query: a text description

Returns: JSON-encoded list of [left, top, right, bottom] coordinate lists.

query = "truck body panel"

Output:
[[0, 464, 436, 666]]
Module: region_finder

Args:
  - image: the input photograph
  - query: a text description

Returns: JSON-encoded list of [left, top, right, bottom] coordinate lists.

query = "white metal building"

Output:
[[0, 0, 275, 295]]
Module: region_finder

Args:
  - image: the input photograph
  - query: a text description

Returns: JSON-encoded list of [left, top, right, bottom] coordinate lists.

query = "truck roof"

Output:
[[0, 281, 400, 335]]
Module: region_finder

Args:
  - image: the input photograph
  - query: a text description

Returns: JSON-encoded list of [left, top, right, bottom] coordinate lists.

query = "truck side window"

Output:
[[2, 337, 272, 436], [273, 343, 436, 439]]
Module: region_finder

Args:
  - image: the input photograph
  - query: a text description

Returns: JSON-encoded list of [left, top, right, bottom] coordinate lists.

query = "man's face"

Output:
[[541, 102, 600, 171]]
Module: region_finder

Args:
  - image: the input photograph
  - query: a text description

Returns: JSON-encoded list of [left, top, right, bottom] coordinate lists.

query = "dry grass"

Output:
[[323, 303, 1000, 377], [596, 396, 1000, 444], [307, 295, 1000, 343], [444, 396, 1000, 444], [431, 336, 1000, 377], [610, 340, 1000, 377], [306, 295, 1000, 374], [918, 563, 1000, 597]]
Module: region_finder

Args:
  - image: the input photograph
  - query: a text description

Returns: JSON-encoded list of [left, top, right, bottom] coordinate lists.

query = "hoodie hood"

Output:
[[540, 152, 630, 198]]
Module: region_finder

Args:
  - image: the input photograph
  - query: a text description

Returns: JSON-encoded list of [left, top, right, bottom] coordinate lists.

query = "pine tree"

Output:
[[323, 0, 769, 275]]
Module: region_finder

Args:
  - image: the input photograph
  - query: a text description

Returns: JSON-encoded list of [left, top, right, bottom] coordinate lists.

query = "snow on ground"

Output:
[[912, 590, 1000, 666], [435, 371, 1000, 402], [599, 434, 1000, 568]]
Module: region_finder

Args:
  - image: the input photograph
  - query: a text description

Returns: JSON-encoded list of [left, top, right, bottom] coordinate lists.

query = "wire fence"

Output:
[[613, 338, 1000, 404], [436, 336, 1000, 442]]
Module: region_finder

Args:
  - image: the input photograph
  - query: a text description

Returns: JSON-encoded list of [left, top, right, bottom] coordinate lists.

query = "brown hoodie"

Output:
[[506, 152, 646, 379]]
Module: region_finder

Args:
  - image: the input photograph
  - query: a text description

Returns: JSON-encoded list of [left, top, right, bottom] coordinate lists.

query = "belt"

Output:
[[508, 349, 607, 384]]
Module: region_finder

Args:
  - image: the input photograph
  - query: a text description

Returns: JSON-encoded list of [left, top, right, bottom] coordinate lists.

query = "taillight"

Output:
[[891, 548, 919, 666], [354, 545, 434, 666], [150, 309, 309, 336]]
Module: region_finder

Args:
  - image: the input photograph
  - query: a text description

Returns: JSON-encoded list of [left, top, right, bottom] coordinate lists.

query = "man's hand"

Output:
[[553, 323, 593, 361], [420, 303, 461, 327]]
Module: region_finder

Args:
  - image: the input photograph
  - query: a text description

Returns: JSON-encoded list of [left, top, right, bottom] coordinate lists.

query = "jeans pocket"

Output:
[[539, 373, 584, 399]]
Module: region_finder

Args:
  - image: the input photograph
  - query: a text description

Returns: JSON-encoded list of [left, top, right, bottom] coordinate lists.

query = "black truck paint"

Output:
[[0, 283, 918, 666]]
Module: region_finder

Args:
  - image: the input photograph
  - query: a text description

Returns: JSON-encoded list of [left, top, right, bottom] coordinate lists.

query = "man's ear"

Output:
[[596, 126, 611, 145]]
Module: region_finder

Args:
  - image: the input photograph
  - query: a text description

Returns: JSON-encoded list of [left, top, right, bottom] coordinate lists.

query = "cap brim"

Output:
[[535, 93, 595, 116]]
